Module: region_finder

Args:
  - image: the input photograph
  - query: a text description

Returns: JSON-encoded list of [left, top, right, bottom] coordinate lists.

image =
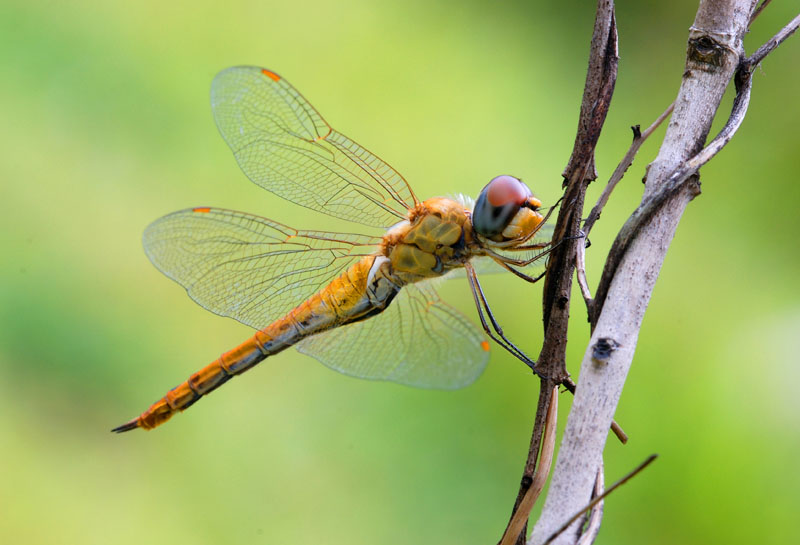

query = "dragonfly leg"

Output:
[[464, 263, 542, 376], [508, 241, 551, 251], [490, 258, 547, 284], [488, 228, 586, 271], [483, 244, 551, 268]]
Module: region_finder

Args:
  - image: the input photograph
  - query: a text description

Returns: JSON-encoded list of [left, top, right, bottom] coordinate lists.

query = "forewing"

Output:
[[296, 282, 489, 389], [143, 207, 379, 329], [211, 66, 417, 228]]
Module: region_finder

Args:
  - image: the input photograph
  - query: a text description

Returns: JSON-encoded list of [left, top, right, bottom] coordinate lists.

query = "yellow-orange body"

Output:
[[115, 66, 551, 434], [123, 197, 535, 431]]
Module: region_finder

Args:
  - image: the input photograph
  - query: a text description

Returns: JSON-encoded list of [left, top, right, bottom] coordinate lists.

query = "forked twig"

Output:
[[543, 455, 658, 545], [527, 4, 799, 544], [583, 102, 675, 238], [591, 13, 800, 324], [578, 101, 673, 310]]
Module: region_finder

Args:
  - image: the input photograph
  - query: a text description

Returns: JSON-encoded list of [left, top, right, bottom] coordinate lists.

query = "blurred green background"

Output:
[[1, 1, 798, 544]]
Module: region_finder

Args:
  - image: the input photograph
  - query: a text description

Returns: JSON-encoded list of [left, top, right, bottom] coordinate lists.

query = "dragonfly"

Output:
[[112, 66, 553, 433]]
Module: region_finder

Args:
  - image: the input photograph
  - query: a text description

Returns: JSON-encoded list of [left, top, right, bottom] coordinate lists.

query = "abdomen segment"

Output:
[[111, 327, 292, 432], [112, 256, 383, 432]]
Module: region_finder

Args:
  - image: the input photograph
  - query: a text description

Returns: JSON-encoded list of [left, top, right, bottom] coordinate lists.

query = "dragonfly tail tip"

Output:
[[111, 418, 141, 433]]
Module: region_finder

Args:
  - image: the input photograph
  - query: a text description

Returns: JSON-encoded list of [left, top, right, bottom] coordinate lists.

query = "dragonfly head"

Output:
[[471, 175, 545, 245]]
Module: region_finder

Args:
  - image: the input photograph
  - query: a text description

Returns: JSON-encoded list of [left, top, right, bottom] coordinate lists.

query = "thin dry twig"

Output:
[[532, 5, 797, 543], [583, 102, 675, 237], [746, 13, 800, 67], [749, 0, 773, 25], [500, 386, 559, 545], [506, 380, 555, 545], [578, 101, 673, 310], [591, 12, 799, 324], [575, 234, 592, 305], [507, 3, 619, 542], [575, 468, 604, 545], [560, 378, 627, 444], [543, 455, 658, 545], [579, 0, 786, 243]]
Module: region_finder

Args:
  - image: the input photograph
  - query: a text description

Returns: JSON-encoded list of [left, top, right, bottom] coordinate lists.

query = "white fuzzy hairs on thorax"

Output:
[[449, 193, 476, 212]]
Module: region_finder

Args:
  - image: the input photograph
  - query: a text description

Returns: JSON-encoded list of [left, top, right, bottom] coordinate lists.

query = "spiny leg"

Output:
[[469, 271, 534, 365], [491, 233, 569, 265], [465, 263, 541, 376], [488, 228, 585, 271], [491, 259, 547, 284], [467, 273, 533, 367], [509, 241, 551, 251]]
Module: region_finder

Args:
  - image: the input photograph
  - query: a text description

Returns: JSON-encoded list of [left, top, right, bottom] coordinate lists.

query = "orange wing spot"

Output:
[[193, 207, 211, 213], [480, 340, 490, 352], [261, 69, 281, 82], [313, 127, 333, 142]]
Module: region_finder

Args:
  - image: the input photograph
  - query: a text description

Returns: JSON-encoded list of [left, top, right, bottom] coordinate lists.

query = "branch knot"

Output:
[[687, 28, 740, 70]]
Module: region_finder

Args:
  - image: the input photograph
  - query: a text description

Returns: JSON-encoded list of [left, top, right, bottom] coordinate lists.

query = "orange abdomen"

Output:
[[113, 256, 379, 432]]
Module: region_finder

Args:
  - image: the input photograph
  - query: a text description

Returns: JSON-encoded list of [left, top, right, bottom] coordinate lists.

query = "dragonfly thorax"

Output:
[[381, 197, 474, 284]]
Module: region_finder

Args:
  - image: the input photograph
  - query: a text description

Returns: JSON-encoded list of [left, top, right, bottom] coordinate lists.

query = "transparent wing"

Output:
[[211, 66, 418, 228], [143, 207, 380, 329], [297, 282, 489, 389]]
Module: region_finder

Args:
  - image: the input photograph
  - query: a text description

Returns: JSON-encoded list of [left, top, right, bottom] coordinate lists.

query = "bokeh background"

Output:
[[1, 1, 798, 544]]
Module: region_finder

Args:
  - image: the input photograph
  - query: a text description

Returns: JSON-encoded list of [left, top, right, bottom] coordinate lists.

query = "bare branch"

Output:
[[520, 3, 798, 545], [509, 3, 619, 542], [562, 1, 619, 183], [500, 386, 559, 545], [582, 102, 674, 238], [507, 381, 554, 545], [575, 470, 604, 545], [592, 9, 799, 324], [575, 236, 592, 306], [746, 13, 800, 68], [580, 100, 673, 314], [560, 378, 627, 444], [591, 67, 751, 323], [749, 0, 773, 25], [529, 2, 758, 543], [543, 455, 658, 545]]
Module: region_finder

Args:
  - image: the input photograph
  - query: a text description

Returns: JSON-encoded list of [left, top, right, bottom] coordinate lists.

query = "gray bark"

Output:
[[527, 1, 758, 543]]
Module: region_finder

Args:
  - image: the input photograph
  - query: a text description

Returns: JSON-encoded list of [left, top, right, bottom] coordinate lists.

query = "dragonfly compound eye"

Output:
[[472, 175, 533, 237]]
